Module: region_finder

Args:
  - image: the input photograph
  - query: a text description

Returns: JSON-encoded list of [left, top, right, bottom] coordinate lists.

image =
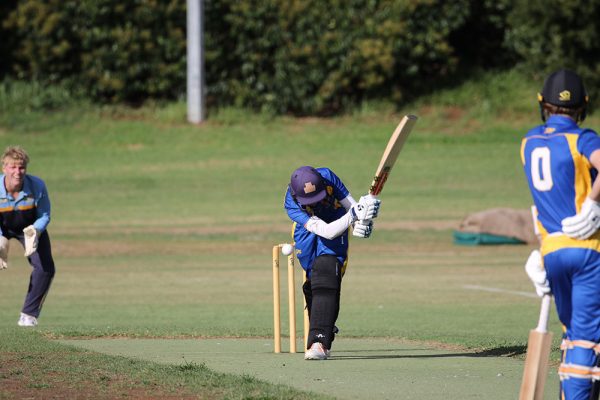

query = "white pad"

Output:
[[524, 250, 550, 297]]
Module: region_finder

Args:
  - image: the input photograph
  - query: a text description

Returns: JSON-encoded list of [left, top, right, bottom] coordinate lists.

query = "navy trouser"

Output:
[[12, 231, 55, 318]]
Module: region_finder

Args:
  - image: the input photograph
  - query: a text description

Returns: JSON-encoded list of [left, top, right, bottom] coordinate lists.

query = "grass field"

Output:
[[1, 71, 596, 398]]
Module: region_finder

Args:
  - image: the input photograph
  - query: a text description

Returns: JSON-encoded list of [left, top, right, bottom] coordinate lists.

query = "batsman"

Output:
[[521, 69, 600, 399], [284, 166, 380, 360]]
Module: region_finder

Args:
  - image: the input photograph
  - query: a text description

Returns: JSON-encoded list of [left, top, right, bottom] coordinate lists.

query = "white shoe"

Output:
[[17, 313, 38, 327], [304, 342, 329, 360]]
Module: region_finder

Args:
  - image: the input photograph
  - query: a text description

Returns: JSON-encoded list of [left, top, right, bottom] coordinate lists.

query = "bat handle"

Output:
[[535, 294, 552, 333]]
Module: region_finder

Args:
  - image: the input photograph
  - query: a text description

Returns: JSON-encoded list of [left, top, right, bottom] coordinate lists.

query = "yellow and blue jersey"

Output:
[[284, 168, 350, 274], [521, 115, 600, 254], [0, 174, 51, 238]]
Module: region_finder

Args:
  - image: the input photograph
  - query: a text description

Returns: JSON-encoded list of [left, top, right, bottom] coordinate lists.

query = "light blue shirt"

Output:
[[0, 174, 51, 235]]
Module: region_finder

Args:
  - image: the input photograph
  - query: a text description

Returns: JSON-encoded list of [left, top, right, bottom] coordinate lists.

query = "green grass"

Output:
[[1, 70, 594, 398], [0, 328, 331, 399]]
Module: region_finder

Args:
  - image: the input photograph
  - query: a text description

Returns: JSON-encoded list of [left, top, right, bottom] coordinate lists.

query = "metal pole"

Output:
[[187, 0, 205, 123]]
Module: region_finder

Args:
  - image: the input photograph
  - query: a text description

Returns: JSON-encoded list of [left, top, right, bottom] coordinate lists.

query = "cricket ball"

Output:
[[281, 243, 293, 256]]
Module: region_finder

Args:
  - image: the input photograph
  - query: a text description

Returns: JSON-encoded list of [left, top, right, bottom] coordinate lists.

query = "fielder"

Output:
[[0, 146, 55, 327], [284, 166, 380, 360], [522, 69, 600, 399]]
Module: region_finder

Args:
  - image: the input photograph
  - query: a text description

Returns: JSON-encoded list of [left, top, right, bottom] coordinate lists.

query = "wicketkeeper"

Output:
[[0, 146, 55, 327], [522, 69, 600, 400], [284, 166, 380, 360]]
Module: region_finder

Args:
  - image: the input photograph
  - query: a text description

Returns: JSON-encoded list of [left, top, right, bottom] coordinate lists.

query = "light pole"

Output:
[[187, 0, 205, 123]]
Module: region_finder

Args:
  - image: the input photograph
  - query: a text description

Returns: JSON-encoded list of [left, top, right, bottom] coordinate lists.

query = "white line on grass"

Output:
[[462, 284, 538, 298]]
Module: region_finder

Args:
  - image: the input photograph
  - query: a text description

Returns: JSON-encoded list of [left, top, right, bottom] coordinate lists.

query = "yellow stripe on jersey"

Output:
[[340, 226, 351, 277], [565, 134, 592, 213], [17, 204, 35, 211], [541, 233, 600, 255], [527, 133, 600, 255]]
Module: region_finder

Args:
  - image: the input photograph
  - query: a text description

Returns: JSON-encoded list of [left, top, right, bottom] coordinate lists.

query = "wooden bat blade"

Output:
[[519, 295, 553, 400], [369, 114, 417, 196], [519, 330, 553, 400]]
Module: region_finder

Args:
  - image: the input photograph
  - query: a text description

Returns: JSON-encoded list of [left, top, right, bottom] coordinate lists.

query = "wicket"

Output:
[[272, 243, 309, 353]]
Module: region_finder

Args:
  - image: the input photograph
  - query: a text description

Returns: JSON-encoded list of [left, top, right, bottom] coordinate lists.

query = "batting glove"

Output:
[[23, 225, 40, 257], [351, 195, 381, 222], [0, 236, 8, 270], [524, 250, 550, 297], [353, 220, 374, 238], [561, 197, 600, 240]]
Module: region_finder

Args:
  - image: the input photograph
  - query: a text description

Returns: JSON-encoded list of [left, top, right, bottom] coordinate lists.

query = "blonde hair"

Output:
[[2, 146, 29, 166]]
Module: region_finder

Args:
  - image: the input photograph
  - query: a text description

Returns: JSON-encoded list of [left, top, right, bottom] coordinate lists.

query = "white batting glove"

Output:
[[562, 197, 600, 240], [23, 225, 40, 257], [353, 220, 373, 238], [351, 195, 381, 222], [524, 250, 550, 297], [0, 236, 9, 270]]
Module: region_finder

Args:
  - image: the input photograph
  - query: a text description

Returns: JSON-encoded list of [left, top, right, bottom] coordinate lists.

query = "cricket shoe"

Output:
[[17, 313, 38, 327], [304, 342, 330, 360]]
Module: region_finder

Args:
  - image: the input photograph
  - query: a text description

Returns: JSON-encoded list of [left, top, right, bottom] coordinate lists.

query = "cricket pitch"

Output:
[[61, 337, 559, 400]]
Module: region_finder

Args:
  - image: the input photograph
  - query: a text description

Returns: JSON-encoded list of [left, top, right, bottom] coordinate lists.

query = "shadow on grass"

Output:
[[329, 345, 527, 361]]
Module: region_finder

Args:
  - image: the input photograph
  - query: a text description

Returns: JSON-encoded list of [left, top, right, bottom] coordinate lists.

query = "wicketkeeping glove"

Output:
[[23, 225, 40, 257], [0, 236, 8, 270], [561, 197, 600, 240], [524, 250, 550, 297], [353, 220, 373, 238], [351, 195, 381, 222]]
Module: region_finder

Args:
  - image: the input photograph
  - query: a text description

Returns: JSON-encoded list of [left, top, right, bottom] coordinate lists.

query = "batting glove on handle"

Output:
[[23, 225, 40, 257], [351, 195, 381, 222], [352, 220, 373, 238], [561, 197, 600, 240], [0, 236, 8, 270], [525, 250, 550, 297]]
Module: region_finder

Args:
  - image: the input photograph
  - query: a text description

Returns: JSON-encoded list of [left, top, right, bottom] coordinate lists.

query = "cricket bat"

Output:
[[369, 114, 418, 196], [519, 294, 553, 400]]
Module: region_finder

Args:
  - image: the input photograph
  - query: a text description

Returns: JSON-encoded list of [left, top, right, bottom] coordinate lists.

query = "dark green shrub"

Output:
[[506, 0, 600, 105], [0, 0, 19, 78], [77, 0, 186, 103], [8, 0, 577, 115], [2, 0, 81, 82], [205, 0, 471, 115], [4, 0, 186, 103], [450, 0, 514, 69]]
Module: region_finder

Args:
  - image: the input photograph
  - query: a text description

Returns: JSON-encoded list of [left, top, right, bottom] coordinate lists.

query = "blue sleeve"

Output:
[[316, 168, 350, 200], [284, 187, 310, 226], [31, 177, 51, 232], [578, 129, 600, 160]]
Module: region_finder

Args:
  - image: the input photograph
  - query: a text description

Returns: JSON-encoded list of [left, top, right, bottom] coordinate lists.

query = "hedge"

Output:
[[2, 0, 599, 114]]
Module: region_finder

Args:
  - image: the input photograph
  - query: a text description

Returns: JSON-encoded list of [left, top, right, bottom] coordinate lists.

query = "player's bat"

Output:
[[519, 294, 553, 400], [369, 114, 418, 196]]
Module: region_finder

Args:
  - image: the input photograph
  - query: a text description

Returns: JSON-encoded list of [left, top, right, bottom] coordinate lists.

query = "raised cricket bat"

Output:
[[519, 294, 553, 400], [369, 114, 418, 196]]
